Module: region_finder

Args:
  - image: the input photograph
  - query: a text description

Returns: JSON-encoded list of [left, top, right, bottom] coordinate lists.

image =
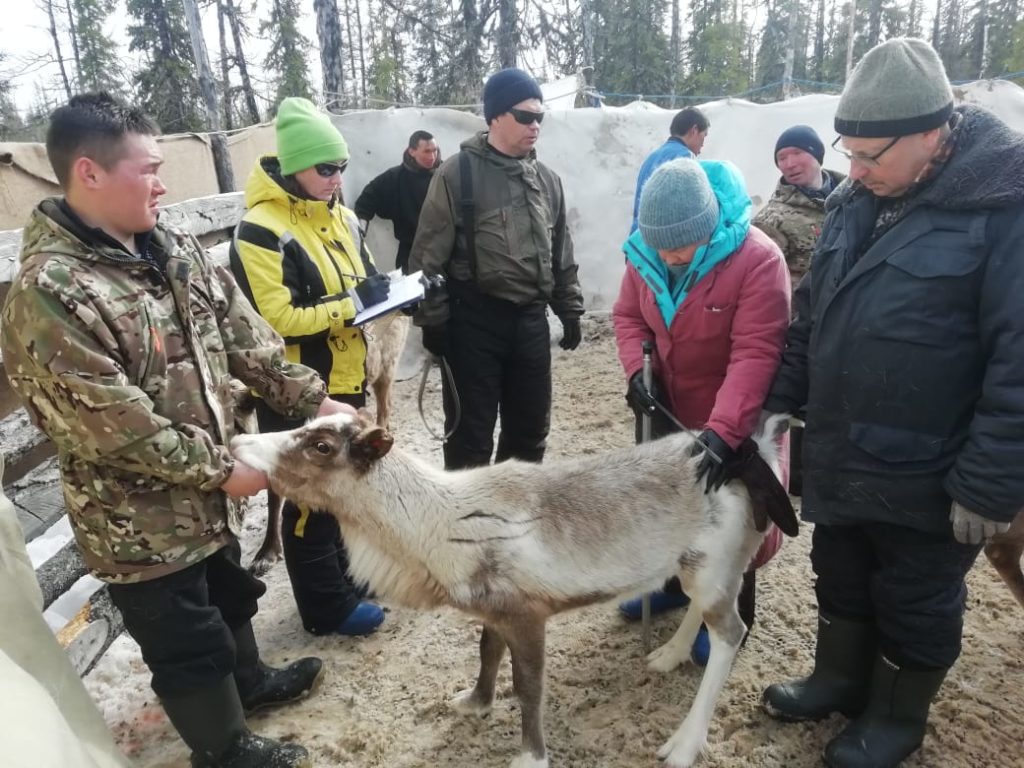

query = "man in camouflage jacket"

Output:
[[0, 93, 342, 768], [753, 125, 846, 288]]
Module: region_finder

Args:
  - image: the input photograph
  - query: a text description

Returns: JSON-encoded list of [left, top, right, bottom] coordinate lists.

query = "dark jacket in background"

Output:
[[765, 105, 1024, 533], [354, 151, 437, 272]]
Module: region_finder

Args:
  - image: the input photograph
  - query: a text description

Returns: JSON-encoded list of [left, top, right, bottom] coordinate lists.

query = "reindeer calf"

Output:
[[232, 412, 796, 768]]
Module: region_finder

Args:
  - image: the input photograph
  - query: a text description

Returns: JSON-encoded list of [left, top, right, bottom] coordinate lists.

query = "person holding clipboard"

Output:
[[229, 97, 391, 638]]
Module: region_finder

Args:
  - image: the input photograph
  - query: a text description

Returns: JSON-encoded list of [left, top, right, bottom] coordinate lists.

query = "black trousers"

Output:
[[256, 394, 365, 634], [811, 521, 983, 669], [107, 539, 265, 698], [442, 289, 551, 470]]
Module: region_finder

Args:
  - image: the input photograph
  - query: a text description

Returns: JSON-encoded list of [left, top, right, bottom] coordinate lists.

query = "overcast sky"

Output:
[[0, 1, 320, 112]]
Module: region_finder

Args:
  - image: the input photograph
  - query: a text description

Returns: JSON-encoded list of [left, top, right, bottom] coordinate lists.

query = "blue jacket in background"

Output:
[[630, 137, 693, 233]]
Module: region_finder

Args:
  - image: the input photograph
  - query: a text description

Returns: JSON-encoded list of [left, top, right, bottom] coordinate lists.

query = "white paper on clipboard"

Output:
[[353, 270, 427, 325]]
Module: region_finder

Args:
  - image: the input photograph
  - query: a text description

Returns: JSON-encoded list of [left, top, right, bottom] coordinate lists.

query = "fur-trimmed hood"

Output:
[[827, 105, 1024, 212]]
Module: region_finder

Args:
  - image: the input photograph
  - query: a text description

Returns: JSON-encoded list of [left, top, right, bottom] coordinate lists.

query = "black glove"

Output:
[[421, 324, 448, 358], [625, 372, 658, 415], [559, 316, 582, 351], [690, 429, 737, 494], [400, 302, 419, 317], [350, 273, 390, 311]]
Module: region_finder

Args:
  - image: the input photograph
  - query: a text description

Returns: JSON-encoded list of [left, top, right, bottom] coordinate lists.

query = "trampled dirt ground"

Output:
[[84, 313, 1024, 768]]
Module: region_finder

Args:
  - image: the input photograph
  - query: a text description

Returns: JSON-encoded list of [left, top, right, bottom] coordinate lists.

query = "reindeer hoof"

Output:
[[450, 687, 492, 717], [509, 753, 548, 768], [647, 641, 688, 673], [657, 730, 705, 768]]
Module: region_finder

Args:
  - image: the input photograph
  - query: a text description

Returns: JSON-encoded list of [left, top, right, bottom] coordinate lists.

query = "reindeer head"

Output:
[[230, 409, 393, 513]]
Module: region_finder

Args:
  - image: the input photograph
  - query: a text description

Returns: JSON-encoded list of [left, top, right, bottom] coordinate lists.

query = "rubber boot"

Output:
[[762, 612, 874, 722], [232, 622, 324, 714], [823, 655, 947, 768], [159, 675, 310, 768]]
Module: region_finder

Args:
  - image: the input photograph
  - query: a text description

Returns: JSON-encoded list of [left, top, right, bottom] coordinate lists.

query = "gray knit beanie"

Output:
[[835, 38, 953, 138], [638, 159, 719, 250]]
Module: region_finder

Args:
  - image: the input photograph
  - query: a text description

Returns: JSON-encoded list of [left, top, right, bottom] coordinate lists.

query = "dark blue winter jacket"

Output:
[[765, 105, 1024, 533]]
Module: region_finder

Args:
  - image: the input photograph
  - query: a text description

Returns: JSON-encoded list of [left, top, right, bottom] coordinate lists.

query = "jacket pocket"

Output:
[[886, 241, 982, 279], [473, 206, 519, 295], [848, 422, 947, 465]]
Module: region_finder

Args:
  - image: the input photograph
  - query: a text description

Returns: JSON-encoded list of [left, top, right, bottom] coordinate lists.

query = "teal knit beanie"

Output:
[[275, 97, 349, 176], [835, 38, 953, 138], [638, 159, 719, 251]]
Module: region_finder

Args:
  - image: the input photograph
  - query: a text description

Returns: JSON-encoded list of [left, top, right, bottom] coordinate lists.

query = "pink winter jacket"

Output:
[[612, 226, 791, 569]]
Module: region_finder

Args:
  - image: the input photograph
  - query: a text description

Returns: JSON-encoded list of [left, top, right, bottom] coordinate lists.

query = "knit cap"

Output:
[[275, 97, 349, 176], [775, 125, 825, 165], [638, 159, 719, 251], [835, 38, 954, 138], [482, 68, 544, 123]]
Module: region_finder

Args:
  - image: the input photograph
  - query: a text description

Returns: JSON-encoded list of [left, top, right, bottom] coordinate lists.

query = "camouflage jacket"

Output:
[[0, 199, 326, 583], [753, 169, 846, 287]]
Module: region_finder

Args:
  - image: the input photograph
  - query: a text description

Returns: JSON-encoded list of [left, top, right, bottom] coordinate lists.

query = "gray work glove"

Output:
[[950, 501, 1011, 545]]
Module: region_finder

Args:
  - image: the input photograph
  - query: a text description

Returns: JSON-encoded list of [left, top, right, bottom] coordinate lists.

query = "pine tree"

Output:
[[683, 0, 750, 98], [0, 55, 27, 141], [591, 0, 673, 103], [262, 0, 314, 112], [72, 0, 122, 94], [125, 0, 204, 132]]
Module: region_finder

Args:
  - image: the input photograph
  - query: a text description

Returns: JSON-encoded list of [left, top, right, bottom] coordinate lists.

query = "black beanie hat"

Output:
[[774, 125, 825, 166], [482, 68, 544, 123]]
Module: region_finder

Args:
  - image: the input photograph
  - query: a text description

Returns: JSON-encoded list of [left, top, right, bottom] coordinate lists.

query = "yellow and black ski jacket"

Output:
[[230, 156, 378, 396]]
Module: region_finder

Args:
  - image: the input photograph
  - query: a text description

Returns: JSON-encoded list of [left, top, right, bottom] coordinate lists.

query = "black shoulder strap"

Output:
[[459, 151, 476, 277]]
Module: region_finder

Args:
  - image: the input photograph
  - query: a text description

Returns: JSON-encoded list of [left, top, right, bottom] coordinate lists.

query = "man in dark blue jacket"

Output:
[[760, 38, 1024, 768], [629, 107, 709, 232]]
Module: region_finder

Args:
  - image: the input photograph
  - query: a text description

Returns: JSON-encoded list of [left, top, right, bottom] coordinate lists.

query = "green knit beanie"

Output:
[[835, 38, 953, 138], [275, 97, 349, 176]]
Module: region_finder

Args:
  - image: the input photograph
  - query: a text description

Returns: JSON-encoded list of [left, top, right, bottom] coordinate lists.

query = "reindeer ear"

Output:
[[350, 425, 394, 466]]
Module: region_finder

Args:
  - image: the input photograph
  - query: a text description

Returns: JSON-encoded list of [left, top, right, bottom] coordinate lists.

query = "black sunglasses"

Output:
[[509, 107, 545, 125], [314, 161, 348, 177]]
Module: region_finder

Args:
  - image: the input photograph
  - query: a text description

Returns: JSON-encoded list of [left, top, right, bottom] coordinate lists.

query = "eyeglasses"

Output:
[[314, 161, 348, 177], [509, 107, 545, 125], [831, 135, 901, 168]]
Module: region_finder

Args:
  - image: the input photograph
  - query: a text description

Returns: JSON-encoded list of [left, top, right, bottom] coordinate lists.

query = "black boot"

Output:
[[823, 655, 948, 768], [160, 675, 310, 768], [762, 612, 874, 722], [233, 622, 324, 714]]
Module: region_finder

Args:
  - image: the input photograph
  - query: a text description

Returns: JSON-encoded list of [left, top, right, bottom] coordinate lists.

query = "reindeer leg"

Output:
[[373, 375, 392, 430], [657, 595, 746, 768], [505, 617, 548, 768], [249, 490, 283, 577], [452, 623, 507, 716], [648, 570, 704, 673]]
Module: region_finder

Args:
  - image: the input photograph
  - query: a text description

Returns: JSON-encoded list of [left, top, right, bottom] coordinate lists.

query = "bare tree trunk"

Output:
[[44, 0, 73, 99], [344, 0, 358, 90], [846, 0, 857, 78], [223, 0, 260, 125], [63, 0, 82, 88], [355, 0, 367, 107], [217, 0, 235, 130], [182, 0, 235, 192], [497, 0, 516, 68], [670, 0, 680, 107], [314, 0, 347, 110], [580, 0, 595, 69], [782, 0, 798, 99]]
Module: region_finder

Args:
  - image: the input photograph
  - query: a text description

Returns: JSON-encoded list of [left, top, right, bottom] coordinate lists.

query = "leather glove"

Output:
[[950, 501, 1011, 545], [349, 273, 390, 311], [559, 316, 582, 351], [625, 372, 658, 415], [421, 324, 448, 358], [690, 429, 737, 494]]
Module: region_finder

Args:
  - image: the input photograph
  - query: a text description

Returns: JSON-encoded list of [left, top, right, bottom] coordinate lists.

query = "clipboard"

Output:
[[353, 270, 428, 326]]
